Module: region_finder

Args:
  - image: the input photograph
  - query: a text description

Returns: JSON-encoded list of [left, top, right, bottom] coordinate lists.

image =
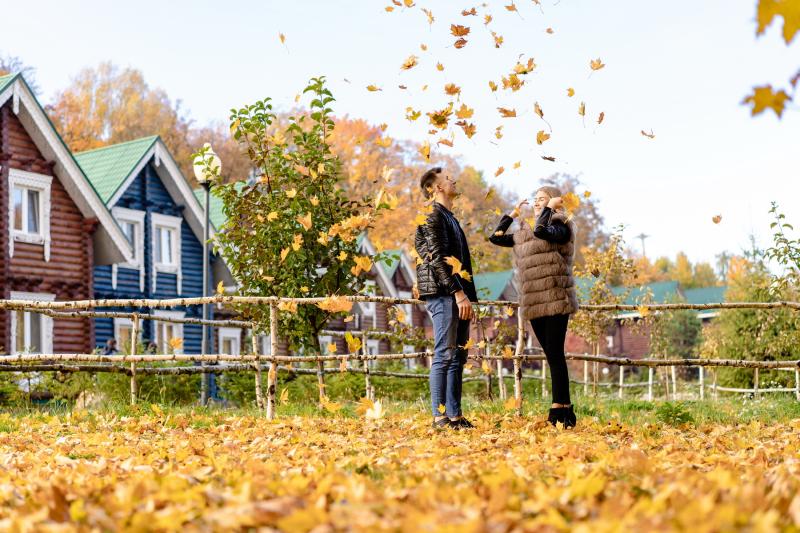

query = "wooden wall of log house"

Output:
[[0, 102, 94, 354]]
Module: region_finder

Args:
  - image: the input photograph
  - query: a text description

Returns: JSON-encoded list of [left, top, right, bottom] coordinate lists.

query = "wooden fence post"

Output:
[[713, 368, 718, 400], [361, 332, 372, 401], [541, 359, 548, 399], [129, 315, 139, 405], [496, 359, 507, 401], [583, 359, 588, 397], [699, 366, 705, 400], [647, 367, 654, 401], [251, 329, 264, 411], [754, 367, 760, 400], [266, 304, 278, 420], [671, 365, 677, 400], [795, 367, 800, 401], [618, 365, 624, 399], [513, 308, 524, 416]]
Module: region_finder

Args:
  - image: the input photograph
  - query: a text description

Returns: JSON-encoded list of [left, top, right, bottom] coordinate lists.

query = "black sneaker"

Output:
[[432, 418, 451, 429], [451, 417, 475, 429]]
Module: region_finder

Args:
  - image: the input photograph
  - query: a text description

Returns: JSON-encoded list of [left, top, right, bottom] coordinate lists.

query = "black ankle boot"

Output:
[[547, 408, 560, 426], [562, 405, 577, 429]]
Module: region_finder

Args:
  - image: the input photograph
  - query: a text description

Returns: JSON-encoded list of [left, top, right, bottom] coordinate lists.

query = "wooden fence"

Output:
[[0, 296, 798, 418]]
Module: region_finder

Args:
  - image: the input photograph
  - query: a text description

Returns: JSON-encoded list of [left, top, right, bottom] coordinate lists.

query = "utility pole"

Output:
[[635, 233, 649, 258]]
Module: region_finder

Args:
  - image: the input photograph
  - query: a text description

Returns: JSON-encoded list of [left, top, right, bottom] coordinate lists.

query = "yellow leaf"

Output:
[[343, 314, 354, 323], [584, 190, 592, 198], [444, 256, 472, 281], [350, 255, 373, 276], [489, 80, 498, 92], [267, 211, 279, 221], [513, 161, 521, 169], [563, 192, 581, 215], [419, 140, 431, 162], [436, 62, 445, 71], [278, 246, 289, 261], [300, 286, 309, 293], [278, 33, 286, 44], [365, 399, 385, 419], [401, 54, 419, 70], [505, 307, 514, 317], [317, 295, 354, 314], [320, 395, 342, 413], [437, 403, 446, 414], [756, 0, 800, 44], [578, 101, 586, 117], [567, 87, 575, 97], [286, 188, 297, 198], [502, 345, 514, 358], [498, 107, 517, 118], [444, 83, 461, 96], [279, 387, 289, 405], [278, 301, 298, 314], [169, 337, 183, 351], [712, 214, 722, 224], [742, 85, 792, 118], [366, 84, 382, 92], [492, 31, 504, 48], [216, 281, 225, 295], [297, 213, 312, 231], [536, 130, 550, 145], [345, 332, 363, 354], [455, 103, 474, 119], [590, 58, 605, 71], [339, 357, 348, 373], [422, 7, 434, 25], [504, 396, 521, 410], [481, 360, 492, 374], [406, 107, 422, 121], [291, 233, 303, 251], [337, 250, 348, 261], [637, 305, 650, 317], [461, 338, 475, 349], [534, 102, 544, 119]]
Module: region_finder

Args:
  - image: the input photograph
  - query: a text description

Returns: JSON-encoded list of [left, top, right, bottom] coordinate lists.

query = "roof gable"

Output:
[[474, 270, 514, 301], [75, 136, 158, 203], [0, 74, 132, 264]]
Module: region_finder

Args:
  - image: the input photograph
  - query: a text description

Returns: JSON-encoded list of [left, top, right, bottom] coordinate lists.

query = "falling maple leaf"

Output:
[[536, 130, 550, 145], [436, 62, 445, 71], [567, 87, 575, 97], [541, 155, 556, 162], [712, 215, 722, 224], [590, 58, 605, 71], [598, 112, 605, 124], [345, 332, 363, 354], [216, 281, 225, 295], [742, 85, 792, 118], [278, 33, 286, 44], [484, 13, 493, 25], [437, 403, 446, 414], [546, 27, 554, 34], [451, 24, 471, 37], [462, 7, 477, 16], [401, 55, 419, 70], [350, 255, 373, 276], [584, 191, 592, 198], [421, 7, 434, 25], [534, 102, 544, 119], [168, 337, 183, 351], [444, 83, 461, 96], [406, 107, 421, 121], [498, 107, 517, 118], [279, 387, 289, 405], [427, 103, 453, 129], [454, 38, 469, 49], [419, 140, 431, 161], [455, 103, 474, 119], [366, 85, 382, 92], [481, 360, 492, 374], [316, 295, 354, 314], [562, 192, 581, 215], [489, 80, 498, 92], [455, 120, 477, 138], [492, 32, 504, 48], [637, 305, 650, 317], [444, 256, 472, 281], [578, 102, 586, 117], [320, 395, 342, 413], [505, 2, 518, 12], [756, 0, 800, 44], [495, 166, 505, 177], [641, 129, 656, 139]]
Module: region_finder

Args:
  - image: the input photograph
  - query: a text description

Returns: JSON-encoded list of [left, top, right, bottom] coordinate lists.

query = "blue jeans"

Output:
[[426, 296, 471, 418]]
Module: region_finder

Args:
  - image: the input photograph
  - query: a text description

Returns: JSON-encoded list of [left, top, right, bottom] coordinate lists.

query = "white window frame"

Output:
[[260, 334, 272, 355], [8, 169, 52, 261], [150, 212, 182, 293], [9, 291, 54, 354], [366, 339, 380, 355], [113, 317, 142, 352], [318, 335, 334, 354], [398, 290, 414, 326], [152, 310, 184, 354], [111, 207, 145, 292], [218, 327, 241, 356], [359, 280, 377, 328]]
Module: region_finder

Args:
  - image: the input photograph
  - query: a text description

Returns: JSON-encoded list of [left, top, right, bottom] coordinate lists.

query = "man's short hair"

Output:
[[420, 167, 443, 199]]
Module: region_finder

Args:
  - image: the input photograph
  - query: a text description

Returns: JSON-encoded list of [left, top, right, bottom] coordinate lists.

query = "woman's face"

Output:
[[533, 191, 551, 216]]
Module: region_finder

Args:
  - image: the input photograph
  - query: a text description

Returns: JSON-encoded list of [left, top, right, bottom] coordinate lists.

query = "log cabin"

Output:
[[74, 136, 233, 355], [0, 73, 133, 355]]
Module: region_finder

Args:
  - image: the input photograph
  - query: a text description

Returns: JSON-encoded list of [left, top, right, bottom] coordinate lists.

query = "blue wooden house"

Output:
[[75, 136, 232, 354]]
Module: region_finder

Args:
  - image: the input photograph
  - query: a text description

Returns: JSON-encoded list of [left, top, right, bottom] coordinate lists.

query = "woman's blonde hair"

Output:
[[535, 186, 562, 199]]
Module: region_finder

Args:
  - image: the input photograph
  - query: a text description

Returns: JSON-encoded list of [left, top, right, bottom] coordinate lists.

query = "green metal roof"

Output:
[[193, 187, 227, 230], [614, 280, 680, 305], [74, 136, 159, 203], [0, 73, 16, 94], [683, 285, 727, 305], [380, 249, 403, 279], [474, 270, 514, 300]]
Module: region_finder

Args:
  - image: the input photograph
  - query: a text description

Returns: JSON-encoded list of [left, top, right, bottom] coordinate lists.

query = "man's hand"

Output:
[[412, 284, 420, 300], [454, 290, 474, 320], [547, 197, 563, 211]]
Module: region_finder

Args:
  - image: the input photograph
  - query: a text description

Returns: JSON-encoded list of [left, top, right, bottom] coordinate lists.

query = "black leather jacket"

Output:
[[414, 202, 478, 301]]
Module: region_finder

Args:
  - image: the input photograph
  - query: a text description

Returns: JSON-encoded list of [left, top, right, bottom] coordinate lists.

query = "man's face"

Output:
[[436, 171, 458, 198]]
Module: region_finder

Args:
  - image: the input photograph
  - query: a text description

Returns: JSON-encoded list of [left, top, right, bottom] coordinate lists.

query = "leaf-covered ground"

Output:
[[0, 406, 799, 532]]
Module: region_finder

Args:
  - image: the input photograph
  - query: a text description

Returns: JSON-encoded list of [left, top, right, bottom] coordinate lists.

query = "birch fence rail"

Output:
[[0, 296, 798, 418]]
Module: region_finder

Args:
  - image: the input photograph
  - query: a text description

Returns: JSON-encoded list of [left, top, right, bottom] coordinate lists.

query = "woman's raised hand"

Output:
[[547, 197, 563, 211], [511, 199, 529, 218]]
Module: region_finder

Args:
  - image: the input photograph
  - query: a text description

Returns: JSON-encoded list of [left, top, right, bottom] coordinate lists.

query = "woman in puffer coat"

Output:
[[489, 186, 578, 428]]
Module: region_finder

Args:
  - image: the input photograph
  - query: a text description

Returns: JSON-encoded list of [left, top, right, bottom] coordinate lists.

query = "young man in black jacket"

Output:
[[414, 167, 478, 429]]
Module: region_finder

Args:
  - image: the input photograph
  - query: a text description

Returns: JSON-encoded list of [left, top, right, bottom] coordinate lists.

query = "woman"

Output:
[[489, 186, 578, 428]]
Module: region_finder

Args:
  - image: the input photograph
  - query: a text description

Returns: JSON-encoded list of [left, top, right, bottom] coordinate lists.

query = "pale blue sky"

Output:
[[4, 0, 799, 268]]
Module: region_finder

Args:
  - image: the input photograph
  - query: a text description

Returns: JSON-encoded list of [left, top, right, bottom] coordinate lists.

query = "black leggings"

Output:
[[530, 314, 571, 405]]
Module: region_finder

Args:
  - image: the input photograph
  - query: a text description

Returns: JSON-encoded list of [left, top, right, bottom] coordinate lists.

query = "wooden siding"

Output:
[[0, 102, 93, 354], [93, 162, 209, 353]]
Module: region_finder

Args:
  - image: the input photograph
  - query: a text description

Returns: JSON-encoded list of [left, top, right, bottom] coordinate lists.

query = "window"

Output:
[[366, 339, 380, 355], [260, 335, 272, 355], [8, 169, 52, 260], [359, 280, 377, 328], [113, 317, 143, 353], [150, 213, 182, 293], [218, 327, 241, 356], [111, 207, 145, 291], [606, 335, 614, 349], [153, 311, 184, 354], [9, 292, 54, 354], [319, 335, 334, 354]]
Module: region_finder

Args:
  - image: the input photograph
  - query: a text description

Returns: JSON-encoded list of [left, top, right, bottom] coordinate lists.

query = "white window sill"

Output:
[[13, 232, 44, 245]]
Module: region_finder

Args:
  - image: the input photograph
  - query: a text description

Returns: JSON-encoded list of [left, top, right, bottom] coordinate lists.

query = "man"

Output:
[[101, 338, 118, 356], [414, 167, 478, 429]]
